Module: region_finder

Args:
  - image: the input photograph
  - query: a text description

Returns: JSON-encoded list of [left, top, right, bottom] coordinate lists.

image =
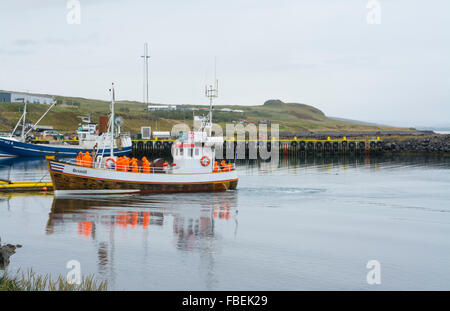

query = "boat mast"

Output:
[[22, 103, 27, 140], [204, 59, 218, 135], [24, 101, 56, 137], [110, 83, 115, 157], [10, 102, 26, 138]]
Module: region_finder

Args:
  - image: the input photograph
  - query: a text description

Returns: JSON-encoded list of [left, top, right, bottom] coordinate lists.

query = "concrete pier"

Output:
[[131, 138, 384, 159]]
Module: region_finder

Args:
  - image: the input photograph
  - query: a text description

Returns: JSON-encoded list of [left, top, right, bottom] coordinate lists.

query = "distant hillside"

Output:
[[329, 116, 392, 127], [0, 92, 410, 134]]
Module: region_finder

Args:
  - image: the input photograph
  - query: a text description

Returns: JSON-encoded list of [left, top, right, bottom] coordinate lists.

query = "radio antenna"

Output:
[[141, 43, 150, 107], [205, 57, 218, 132]]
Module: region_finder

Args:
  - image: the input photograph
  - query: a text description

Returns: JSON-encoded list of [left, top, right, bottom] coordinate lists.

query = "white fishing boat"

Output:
[[0, 95, 131, 157], [47, 82, 238, 195]]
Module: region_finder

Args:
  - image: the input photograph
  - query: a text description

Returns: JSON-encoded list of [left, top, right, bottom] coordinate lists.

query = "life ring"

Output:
[[200, 156, 210, 167], [105, 157, 116, 169]]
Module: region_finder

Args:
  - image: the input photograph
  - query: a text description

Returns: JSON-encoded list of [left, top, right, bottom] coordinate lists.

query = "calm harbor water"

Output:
[[1, 154, 450, 290]]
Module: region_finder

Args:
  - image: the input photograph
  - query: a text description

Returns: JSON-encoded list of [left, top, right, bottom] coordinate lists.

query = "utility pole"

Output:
[[141, 43, 150, 108]]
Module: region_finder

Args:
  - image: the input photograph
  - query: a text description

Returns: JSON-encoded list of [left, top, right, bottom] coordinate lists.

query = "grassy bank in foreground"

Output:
[[0, 269, 107, 291], [0, 94, 412, 133]]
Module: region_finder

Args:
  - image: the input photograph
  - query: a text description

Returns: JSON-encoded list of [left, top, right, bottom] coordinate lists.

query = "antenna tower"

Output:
[[141, 43, 150, 107]]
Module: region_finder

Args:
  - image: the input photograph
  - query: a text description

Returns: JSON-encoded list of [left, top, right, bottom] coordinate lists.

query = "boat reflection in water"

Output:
[[45, 192, 238, 289]]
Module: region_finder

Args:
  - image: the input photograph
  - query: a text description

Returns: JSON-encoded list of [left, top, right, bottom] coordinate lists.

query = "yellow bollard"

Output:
[[327, 136, 330, 141], [343, 136, 347, 141]]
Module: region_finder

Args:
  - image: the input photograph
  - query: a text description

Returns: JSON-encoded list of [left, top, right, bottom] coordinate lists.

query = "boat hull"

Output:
[[48, 160, 238, 195], [0, 137, 131, 157]]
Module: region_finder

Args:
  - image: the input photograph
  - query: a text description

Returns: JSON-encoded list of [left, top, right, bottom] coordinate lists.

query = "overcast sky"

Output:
[[1, 0, 449, 127]]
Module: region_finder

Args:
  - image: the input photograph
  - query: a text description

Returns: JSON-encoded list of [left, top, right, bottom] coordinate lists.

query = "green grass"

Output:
[[0, 269, 107, 291], [0, 94, 410, 134]]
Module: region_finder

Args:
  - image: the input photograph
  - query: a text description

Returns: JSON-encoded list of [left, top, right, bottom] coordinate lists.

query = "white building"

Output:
[[218, 108, 244, 113], [147, 105, 176, 111], [0, 92, 55, 105]]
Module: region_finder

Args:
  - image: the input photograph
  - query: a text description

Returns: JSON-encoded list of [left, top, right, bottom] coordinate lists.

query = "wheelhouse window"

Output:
[[195, 148, 199, 156]]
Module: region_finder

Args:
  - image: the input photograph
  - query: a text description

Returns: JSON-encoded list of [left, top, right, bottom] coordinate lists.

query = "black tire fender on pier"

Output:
[[359, 141, 365, 150], [315, 142, 323, 150], [299, 141, 306, 149], [333, 141, 339, 150]]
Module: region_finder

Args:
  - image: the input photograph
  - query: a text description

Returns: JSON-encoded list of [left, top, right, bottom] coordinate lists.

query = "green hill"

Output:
[[0, 93, 409, 134]]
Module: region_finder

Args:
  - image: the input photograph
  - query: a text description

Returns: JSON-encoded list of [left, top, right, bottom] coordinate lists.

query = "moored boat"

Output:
[[0, 92, 131, 157], [47, 82, 238, 195], [0, 135, 131, 157]]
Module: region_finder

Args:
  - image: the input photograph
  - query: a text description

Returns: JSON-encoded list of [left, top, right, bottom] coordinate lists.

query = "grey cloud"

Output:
[[13, 39, 38, 46]]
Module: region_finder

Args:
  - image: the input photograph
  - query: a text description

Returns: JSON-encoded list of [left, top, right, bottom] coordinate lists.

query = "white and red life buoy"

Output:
[[200, 156, 210, 167], [105, 157, 116, 169]]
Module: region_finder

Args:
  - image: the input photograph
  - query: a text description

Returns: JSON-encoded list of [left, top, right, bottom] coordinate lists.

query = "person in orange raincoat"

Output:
[[142, 157, 150, 173], [226, 163, 232, 172], [115, 156, 123, 171], [82, 151, 92, 167], [131, 158, 138, 173], [76, 152, 83, 165], [124, 156, 130, 171], [163, 161, 169, 172]]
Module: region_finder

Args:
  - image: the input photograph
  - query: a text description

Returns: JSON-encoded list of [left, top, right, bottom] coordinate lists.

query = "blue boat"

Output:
[[0, 87, 132, 158], [0, 136, 131, 157]]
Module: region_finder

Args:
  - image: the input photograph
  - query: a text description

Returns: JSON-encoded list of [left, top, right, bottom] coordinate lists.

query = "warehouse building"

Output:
[[147, 105, 176, 111], [0, 91, 55, 105]]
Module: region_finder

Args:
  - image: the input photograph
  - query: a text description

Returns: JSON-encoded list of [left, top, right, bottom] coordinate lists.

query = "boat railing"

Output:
[[65, 158, 236, 173]]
